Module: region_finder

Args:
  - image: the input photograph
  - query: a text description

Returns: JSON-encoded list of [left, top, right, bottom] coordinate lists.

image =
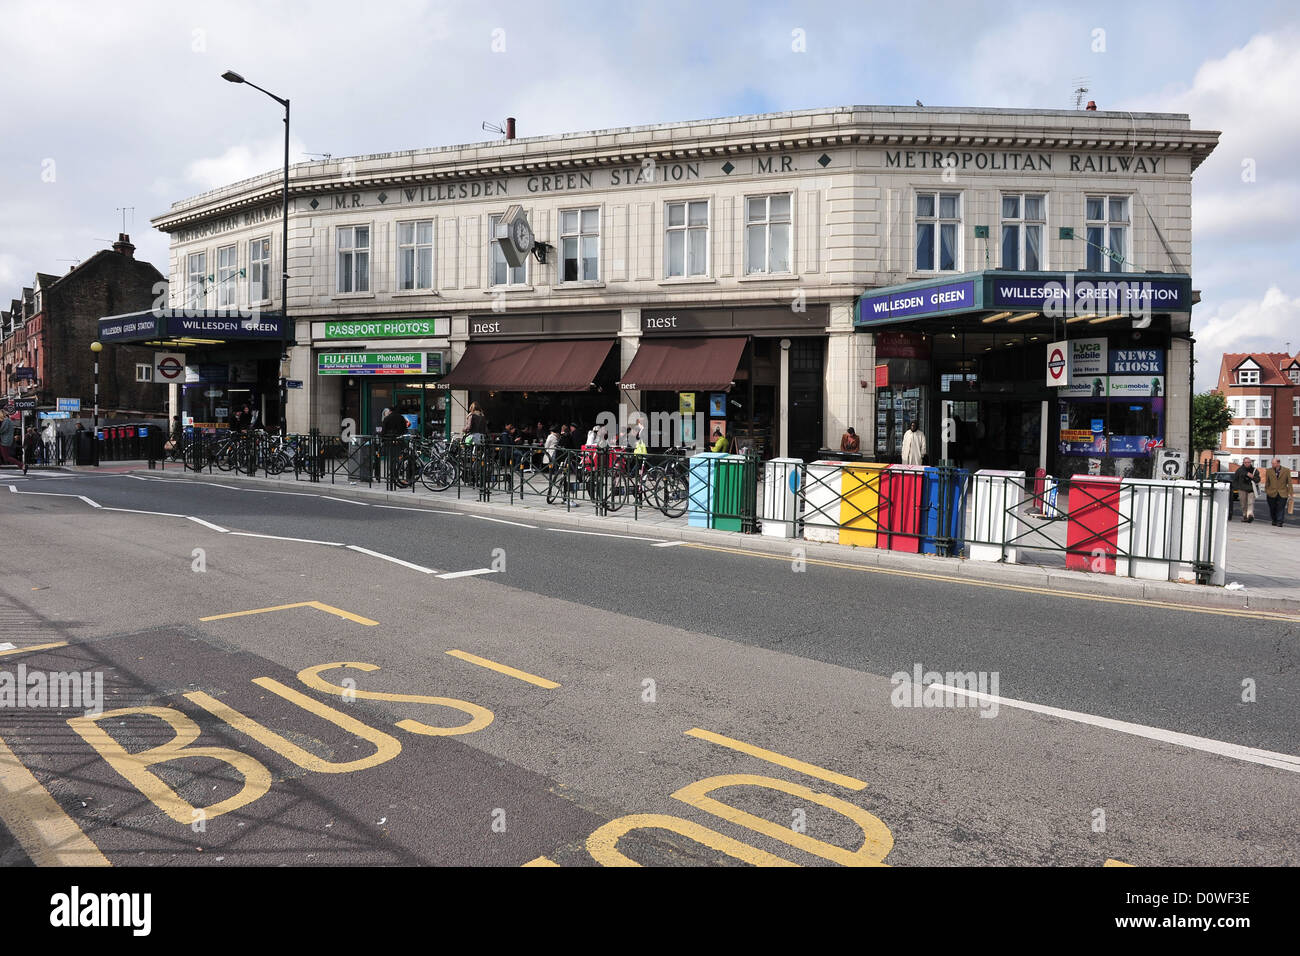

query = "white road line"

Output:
[[0, 643, 14, 651], [188, 516, 229, 533], [548, 528, 655, 541], [345, 545, 437, 574], [6, 487, 101, 509], [651, 540, 686, 548], [318, 495, 369, 506], [465, 514, 538, 529], [373, 504, 460, 515], [227, 532, 344, 547], [436, 568, 499, 580], [101, 507, 185, 518], [932, 683, 1300, 774]]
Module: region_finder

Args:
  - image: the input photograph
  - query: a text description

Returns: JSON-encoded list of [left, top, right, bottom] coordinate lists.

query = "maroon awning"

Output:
[[440, 339, 614, 391], [619, 337, 746, 391]]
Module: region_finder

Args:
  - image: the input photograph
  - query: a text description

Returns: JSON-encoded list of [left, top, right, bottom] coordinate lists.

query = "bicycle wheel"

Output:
[[603, 468, 629, 512], [420, 456, 457, 492], [656, 470, 688, 518]]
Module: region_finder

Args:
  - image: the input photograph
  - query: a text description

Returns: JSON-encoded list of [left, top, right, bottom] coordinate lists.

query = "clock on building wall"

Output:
[[496, 204, 539, 268]]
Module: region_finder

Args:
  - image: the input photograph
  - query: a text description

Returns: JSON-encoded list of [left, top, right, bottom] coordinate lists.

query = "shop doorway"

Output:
[[787, 337, 824, 461], [362, 381, 447, 438]]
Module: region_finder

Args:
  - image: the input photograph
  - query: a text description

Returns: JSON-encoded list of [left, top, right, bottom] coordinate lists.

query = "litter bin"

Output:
[[882, 464, 926, 552], [346, 437, 374, 482], [1065, 475, 1123, 573], [921, 465, 968, 555]]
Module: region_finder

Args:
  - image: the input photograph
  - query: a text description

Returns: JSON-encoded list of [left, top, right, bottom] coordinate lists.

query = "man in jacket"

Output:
[[1233, 457, 1260, 523], [0, 412, 19, 467], [901, 420, 927, 465], [1264, 458, 1293, 527]]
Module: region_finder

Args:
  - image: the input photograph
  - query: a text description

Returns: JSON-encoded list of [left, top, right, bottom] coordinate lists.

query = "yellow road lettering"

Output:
[[185, 677, 401, 773], [297, 662, 494, 737], [67, 706, 271, 825], [586, 812, 796, 867], [672, 773, 893, 867]]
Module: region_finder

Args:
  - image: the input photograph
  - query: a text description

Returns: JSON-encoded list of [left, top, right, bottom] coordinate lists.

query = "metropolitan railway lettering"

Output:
[[885, 151, 1163, 174]]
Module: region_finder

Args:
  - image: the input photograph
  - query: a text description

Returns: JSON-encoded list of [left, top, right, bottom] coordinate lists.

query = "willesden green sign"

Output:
[[318, 352, 429, 375], [323, 318, 444, 339]]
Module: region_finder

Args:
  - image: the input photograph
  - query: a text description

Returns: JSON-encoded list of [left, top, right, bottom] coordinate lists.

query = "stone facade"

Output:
[[151, 105, 1218, 451]]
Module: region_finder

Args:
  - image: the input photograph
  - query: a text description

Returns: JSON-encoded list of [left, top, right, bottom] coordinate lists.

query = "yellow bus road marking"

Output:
[[200, 601, 378, 626], [681, 542, 1300, 623], [684, 728, 867, 792], [445, 649, 560, 689], [522, 855, 560, 866], [0, 734, 110, 867], [0, 641, 69, 659]]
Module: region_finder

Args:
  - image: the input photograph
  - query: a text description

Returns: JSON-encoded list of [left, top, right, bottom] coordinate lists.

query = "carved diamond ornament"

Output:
[[721, 161, 735, 175]]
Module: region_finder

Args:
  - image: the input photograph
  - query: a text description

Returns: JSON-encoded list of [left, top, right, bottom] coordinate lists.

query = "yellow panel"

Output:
[[839, 463, 887, 548]]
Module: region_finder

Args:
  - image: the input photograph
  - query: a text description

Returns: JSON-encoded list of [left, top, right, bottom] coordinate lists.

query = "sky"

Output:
[[1, 0, 1296, 391]]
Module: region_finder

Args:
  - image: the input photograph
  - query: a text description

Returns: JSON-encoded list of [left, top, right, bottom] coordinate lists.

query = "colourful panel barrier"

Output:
[[839, 462, 888, 548], [1065, 475, 1122, 573], [921, 466, 969, 555], [802, 461, 843, 543], [883, 465, 926, 552], [688, 453, 727, 528]]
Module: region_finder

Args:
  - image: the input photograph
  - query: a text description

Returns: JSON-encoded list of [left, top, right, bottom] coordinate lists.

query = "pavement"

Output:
[[36, 459, 1300, 613], [2, 468, 1298, 869]]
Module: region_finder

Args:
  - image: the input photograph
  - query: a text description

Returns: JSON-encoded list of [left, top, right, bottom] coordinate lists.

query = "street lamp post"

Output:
[[90, 340, 102, 466], [222, 70, 290, 436]]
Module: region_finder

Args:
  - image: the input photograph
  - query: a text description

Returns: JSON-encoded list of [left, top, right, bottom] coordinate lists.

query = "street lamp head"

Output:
[[221, 70, 245, 84], [90, 341, 103, 353]]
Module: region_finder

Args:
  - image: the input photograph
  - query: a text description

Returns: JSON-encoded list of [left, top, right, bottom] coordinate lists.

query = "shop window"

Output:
[[489, 213, 527, 286], [665, 200, 709, 277], [337, 225, 370, 293], [1000, 194, 1045, 271], [1085, 195, 1129, 272], [216, 244, 238, 308], [186, 251, 207, 307], [915, 192, 961, 271], [249, 237, 271, 304], [397, 220, 435, 291], [560, 207, 600, 282], [744, 194, 792, 275]]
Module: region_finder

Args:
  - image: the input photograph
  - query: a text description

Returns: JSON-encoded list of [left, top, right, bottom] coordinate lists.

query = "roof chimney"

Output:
[[1085, 100, 1097, 111], [505, 117, 516, 140], [112, 233, 135, 258]]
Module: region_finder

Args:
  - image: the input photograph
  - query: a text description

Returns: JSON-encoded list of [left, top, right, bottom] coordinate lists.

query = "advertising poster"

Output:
[[1107, 376, 1164, 398], [709, 392, 726, 416], [679, 392, 695, 416], [1068, 338, 1108, 383]]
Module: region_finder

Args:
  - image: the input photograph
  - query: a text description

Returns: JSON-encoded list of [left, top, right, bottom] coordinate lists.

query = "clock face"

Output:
[[511, 217, 533, 252]]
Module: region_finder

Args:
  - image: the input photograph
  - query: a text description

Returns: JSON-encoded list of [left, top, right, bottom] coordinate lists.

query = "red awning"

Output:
[[619, 337, 746, 392], [440, 339, 614, 391]]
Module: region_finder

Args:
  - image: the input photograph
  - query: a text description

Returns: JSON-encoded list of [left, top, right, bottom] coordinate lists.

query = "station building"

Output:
[[131, 104, 1217, 473]]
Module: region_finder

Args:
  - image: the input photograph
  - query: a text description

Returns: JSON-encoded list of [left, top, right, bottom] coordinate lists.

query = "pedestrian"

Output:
[[901, 420, 927, 465], [380, 405, 409, 438], [543, 424, 560, 466], [558, 422, 578, 450], [23, 425, 41, 474], [711, 428, 728, 453], [1233, 457, 1260, 523], [1264, 458, 1293, 527], [463, 402, 487, 445], [840, 426, 860, 453], [0, 412, 19, 467], [41, 418, 56, 464]]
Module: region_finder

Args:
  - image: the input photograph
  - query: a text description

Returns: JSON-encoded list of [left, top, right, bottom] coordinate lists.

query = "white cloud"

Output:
[[1192, 286, 1300, 390], [183, 136, 309, 192]]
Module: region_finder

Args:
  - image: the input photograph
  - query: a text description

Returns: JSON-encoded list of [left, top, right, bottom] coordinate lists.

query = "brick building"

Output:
[[1213, 350, 1300, 474], [1, 236, 167, 420]]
